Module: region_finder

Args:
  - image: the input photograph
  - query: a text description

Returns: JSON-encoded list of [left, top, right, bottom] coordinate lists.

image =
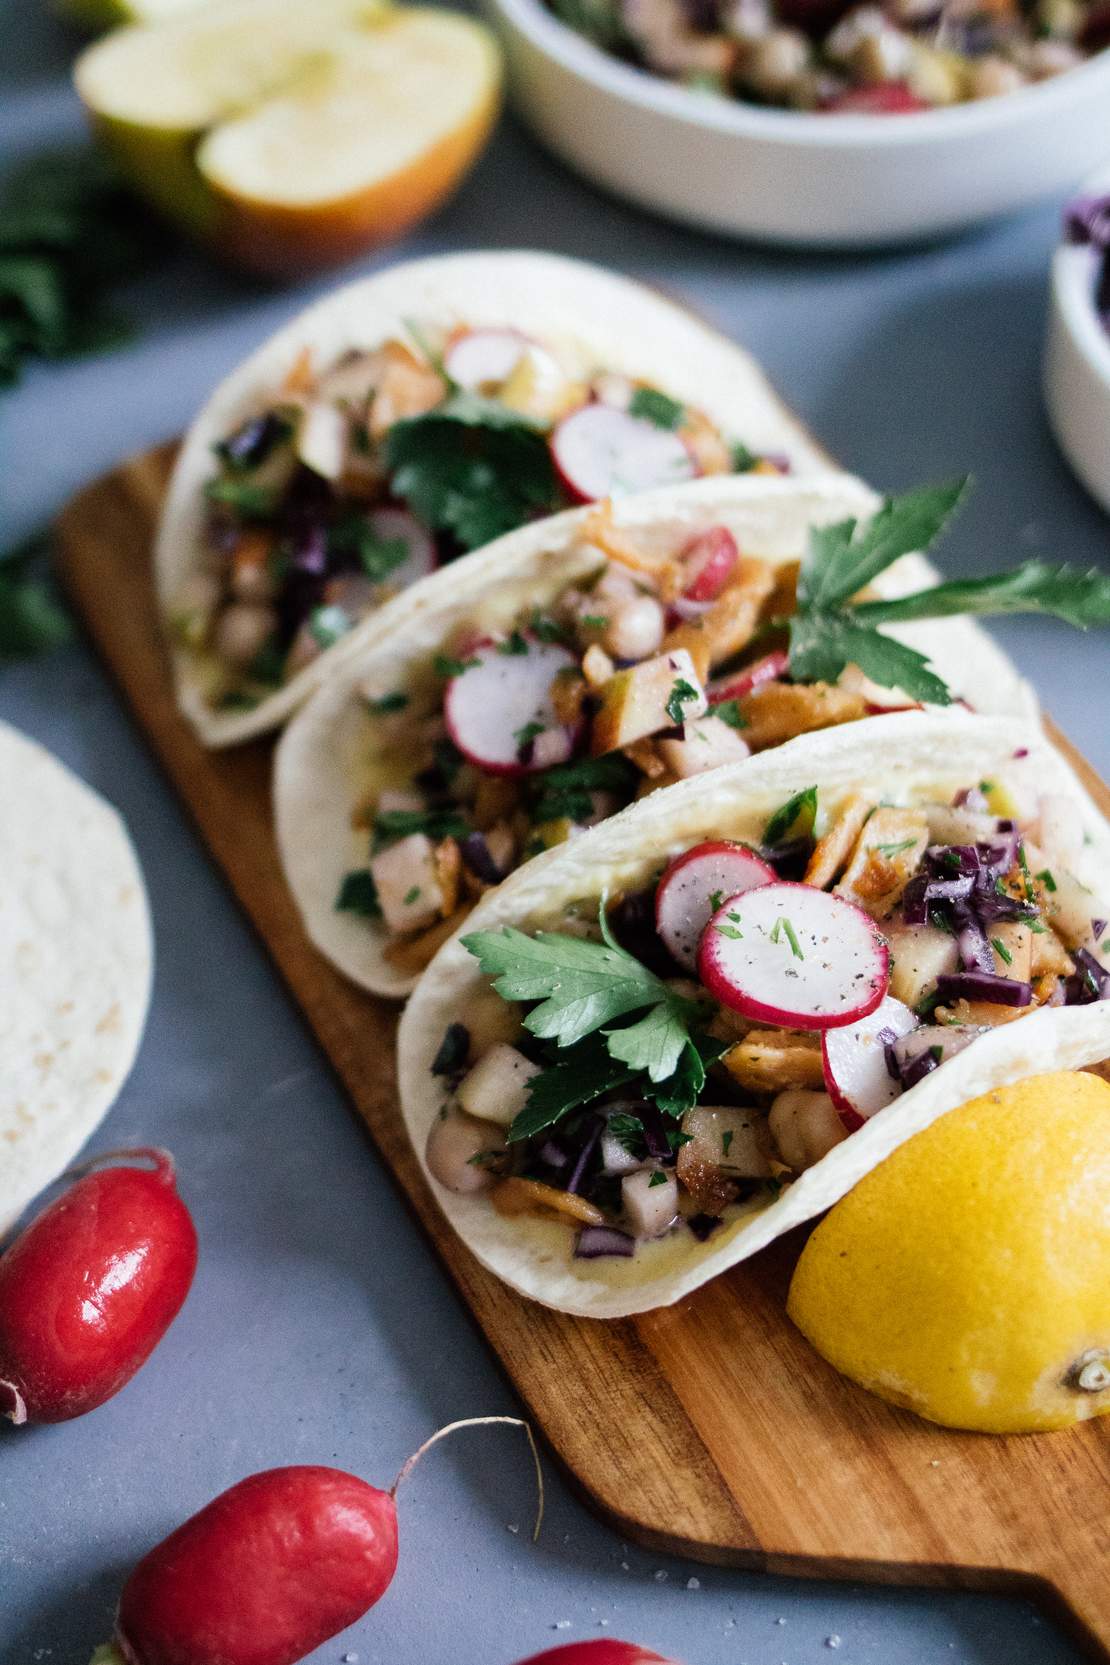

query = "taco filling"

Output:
[[422, 778, 1110, 1261], [169, 326, 786, 713]]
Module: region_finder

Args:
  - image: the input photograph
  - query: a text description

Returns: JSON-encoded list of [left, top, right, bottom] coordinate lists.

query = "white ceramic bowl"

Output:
[[1044, 166, 1110, 514], [484, 0, 1110, 247]]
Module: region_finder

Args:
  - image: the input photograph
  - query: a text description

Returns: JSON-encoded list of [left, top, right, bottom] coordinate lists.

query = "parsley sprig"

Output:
[[788, 479, 1110, 704], [462, 909, 721, 1140]]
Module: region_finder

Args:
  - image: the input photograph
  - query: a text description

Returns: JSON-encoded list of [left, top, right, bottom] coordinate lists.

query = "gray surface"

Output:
[[1, 4, 1108, 1660]]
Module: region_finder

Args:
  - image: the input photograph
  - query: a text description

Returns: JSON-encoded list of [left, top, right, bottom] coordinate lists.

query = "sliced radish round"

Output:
[[821, 994, 917, 1132], [443, 635, 581, 778], [708, 649, 789, 704], [680, 526, 739, 602], [444, 328, 530, 390], [551, 404, 698, 503], [698, 881, 890, 1031], [364, 507, 437, 590], [655, 840, 775, 971]]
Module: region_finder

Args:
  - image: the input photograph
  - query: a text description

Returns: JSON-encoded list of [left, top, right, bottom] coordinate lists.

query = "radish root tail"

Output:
[[392, 1415, 545, 1542]]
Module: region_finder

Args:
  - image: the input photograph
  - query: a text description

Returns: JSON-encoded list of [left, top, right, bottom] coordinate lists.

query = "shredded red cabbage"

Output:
[[935, 971, 1032, 1007], [1065, 949, 1110, 1006], [575, 1225, 635, 1259]]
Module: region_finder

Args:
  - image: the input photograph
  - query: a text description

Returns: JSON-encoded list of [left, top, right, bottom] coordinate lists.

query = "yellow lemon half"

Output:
[[787, 1071, 1110, 1433]]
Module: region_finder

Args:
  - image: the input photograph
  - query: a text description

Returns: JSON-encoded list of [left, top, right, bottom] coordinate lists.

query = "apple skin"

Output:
[[80, 36, 501, 278]]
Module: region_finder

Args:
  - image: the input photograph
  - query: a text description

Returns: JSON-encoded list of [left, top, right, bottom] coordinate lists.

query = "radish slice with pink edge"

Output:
[[550, 404, 698, 503], [708, 649, 789, 704], [655, 840, 775, 971], [364, 507, 437, 590], [444, 329, 530, 390], [680, 526, 738, 602], [443, 635, 581, 777], [821, 994, 917, 1132], [698, 881, 890, 1031]]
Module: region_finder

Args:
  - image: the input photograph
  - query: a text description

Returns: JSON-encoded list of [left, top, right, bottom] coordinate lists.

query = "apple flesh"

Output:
[[74, 0, 502, 276]]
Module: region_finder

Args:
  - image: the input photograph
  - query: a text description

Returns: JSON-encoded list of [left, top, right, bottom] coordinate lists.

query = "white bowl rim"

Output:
[[491, 0, 1110, 148], [1053, 161, 1110, 390]]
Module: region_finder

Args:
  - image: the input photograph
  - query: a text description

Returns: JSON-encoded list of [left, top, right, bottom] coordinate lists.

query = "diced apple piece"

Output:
[[1024, 840, 1100, 948], [621, 1168, 679, 1238], [456, 1042, 541, 1128], [680, 1106, 773, 1178], [925, 804, 999, 845], [656, 714, 750, 779], [886, 921, 958, 1009], [768, 1089, 847, 1173], [590, 648, 707, 756], [835, 805, 929, 918], [370, 832, 444, 934], [295, 400, 348, 479], [990, 921, 1032, 982]]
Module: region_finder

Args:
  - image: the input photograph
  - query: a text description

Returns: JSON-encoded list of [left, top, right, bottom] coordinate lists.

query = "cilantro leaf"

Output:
[[507, 1033, 638, 1142], [328, 513, 409, 583], [335, 869, 381, 918], [711, 698, 747, 730], [383, 393, 566, 551], [763, 785, 818, 847], [530, 754, 638, 824], [372, 807, 470, 849], [651, 1034, 728, 1117], [628, 387, 685, 430], [0, 533, 71, 659], [851, 560, 1110, 631], [788, 610, 952, 705], [462, 925, 669, 1048], [798, 479, 969, 613], [666, 677, 699, 725], [604, 997, 695, 1083]]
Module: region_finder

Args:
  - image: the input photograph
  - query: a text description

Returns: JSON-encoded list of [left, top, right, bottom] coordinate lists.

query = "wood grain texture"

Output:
[[56, 444, 1110, 1660]]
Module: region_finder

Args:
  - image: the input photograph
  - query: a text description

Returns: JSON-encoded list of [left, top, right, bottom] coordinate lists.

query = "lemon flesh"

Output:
[[787, 1071, 1110, 1433]]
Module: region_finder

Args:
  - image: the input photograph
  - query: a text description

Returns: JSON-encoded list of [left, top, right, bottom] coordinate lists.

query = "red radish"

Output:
[[444, 635, 581, 777], [708, 649, 789, 705], [821, 993, 917, 1131], [550, 405, 697, 503], [698, 881, 890, 1031], [824, 82, 930, 113], [108, 1419, 542, 1665], [514, 1645, 681, 1664], [0, 1148, 196, 1426], [680, 526, 738, 602], [444, 328, 530, 390], [364, 506, 436, 590], [655, 839, 775, 970]]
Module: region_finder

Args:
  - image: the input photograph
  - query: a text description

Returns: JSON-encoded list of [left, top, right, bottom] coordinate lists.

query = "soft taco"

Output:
[[159, 249, 833, 747], [274, 472, 1034, 998], [0, 722, 153, 1237], [396, 713, 1110, 1318]]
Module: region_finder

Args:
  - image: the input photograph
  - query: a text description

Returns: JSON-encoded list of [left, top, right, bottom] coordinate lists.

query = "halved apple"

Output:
[[73, 0, 502, 275]]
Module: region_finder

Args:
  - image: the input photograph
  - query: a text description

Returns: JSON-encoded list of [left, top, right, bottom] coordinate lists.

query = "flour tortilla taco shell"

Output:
[[157, 249, 835, 748], [397, 713, 1110, 1317], [274, 473, 1034, 999], [0, 723, 153, 1237]]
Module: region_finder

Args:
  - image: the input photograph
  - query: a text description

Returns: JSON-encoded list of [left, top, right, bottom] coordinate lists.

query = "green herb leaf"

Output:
[[604, 996, 696, 1083], [788, 609, 952, 705], [498, 630, 529, 656], [874, 838, 918, 858], [666, 677, 699, 725], [463, 925, 671, 1048], [530, 754, 638, 824], [365, 690, 409, 714], [507, 1032, 638, 1142], [851, 560, 1110, 632], [328, 512, 410, 583], [798, 480, 969, 614], [513, 720, 546, 750], [628, 387, 685, 430], [648, 1170, 668, 1187], [650, 1034, 727, 1117], [335, 869, 381, 918], [309, 604, 350, 650], [372, 807, 469, 849], [711, 698, 747, 730], [433, 652, 481, 678], [204, 477, 279, 519], [383, 393, 566, 551], [763, 785, 818, 847]]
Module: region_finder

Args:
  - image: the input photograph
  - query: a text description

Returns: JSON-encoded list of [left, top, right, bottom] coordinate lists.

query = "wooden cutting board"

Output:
[[56, 443, 1110, 1661]]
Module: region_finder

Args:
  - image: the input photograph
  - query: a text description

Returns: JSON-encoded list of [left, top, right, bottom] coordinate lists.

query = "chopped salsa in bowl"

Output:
[[546, 0, 1109, 110], [169, 325, 786, 715]]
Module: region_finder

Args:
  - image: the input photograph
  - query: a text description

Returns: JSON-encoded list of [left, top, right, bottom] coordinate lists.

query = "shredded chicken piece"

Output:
[[662, 557, 776, 677], [739, 681, 867, 750], [367, 341, 445, 439], [622, 738, 667, 778], [804, 794, 876, 889], [680, 411, 733, 476], [721, 1030, 826, 1092], [835, 805, 929, 918], [281, 345, 315, 395], [434, 837, 462, 919], [934, 998, 1027, 1029], [490, 1177, 605, 1226], [382, 906, 472, 973], [551, 667, 588, 726], [579, 505, 681, 601]]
